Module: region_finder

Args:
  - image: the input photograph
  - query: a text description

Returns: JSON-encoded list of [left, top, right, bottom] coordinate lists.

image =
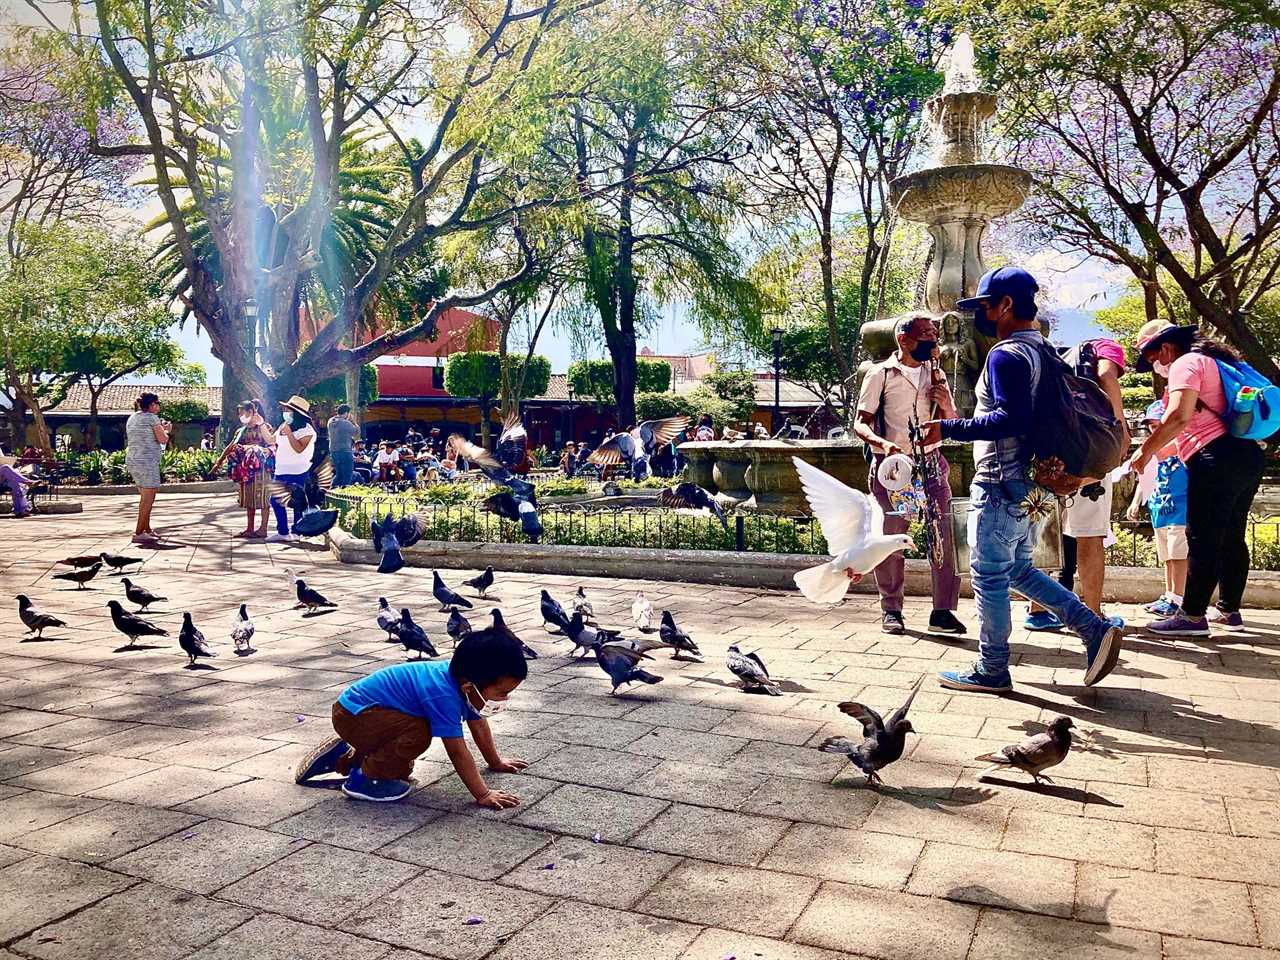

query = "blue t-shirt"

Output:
[[1149, 456, 1188, 529], [338, 660, 480, 738]]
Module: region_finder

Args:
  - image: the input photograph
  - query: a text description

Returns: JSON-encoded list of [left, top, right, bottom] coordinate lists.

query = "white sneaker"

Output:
[[265, 532, 291, 543]]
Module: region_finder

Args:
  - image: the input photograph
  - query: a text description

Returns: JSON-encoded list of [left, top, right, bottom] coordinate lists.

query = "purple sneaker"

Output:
[[1207, 607, 1245, 631], [1147, 613, 1209, 637]]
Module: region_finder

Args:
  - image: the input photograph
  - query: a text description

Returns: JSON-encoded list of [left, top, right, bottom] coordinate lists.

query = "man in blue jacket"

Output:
[[927, 267, 1123, 693]]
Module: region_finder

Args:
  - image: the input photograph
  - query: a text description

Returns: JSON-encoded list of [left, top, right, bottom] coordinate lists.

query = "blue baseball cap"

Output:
[[956, 267, 1040, 311], [1143, 399, 1166, 423]]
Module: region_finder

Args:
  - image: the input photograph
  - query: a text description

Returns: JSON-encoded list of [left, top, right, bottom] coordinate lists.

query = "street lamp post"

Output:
[[771, 326, 783, 433], [567, 383, 576, 443]]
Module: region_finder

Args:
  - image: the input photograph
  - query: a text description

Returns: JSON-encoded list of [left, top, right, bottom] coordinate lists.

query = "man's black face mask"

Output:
[[909, 340, 936, 362], [973, 302, 998, 337]]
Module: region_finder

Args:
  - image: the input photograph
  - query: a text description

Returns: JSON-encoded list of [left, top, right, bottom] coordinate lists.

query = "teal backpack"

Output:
[[1215, 359, 1280, 441]]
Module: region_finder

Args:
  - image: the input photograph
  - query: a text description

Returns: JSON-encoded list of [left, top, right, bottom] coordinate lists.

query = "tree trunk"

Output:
[[87, 389, 101, 449], [479, 399, 493, 448], [25, 399, 53, 456], [344, 363, 362, 427]]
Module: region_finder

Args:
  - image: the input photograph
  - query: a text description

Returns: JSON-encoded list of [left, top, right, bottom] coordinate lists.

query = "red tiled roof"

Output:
[[46, 384, 222, 417]]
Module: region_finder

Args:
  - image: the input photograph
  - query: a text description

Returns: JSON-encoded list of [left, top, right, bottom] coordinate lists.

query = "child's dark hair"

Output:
[[449, 626, 528, 689]]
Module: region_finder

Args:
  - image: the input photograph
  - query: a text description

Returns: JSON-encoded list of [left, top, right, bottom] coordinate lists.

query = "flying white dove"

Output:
[[791, 456, 914, 605], [631, 592, 654, 632]]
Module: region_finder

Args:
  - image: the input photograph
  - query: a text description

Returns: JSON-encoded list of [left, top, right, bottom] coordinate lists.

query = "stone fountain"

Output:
[[680, 34, 1029, 514], [862, 33, 1032, 415]]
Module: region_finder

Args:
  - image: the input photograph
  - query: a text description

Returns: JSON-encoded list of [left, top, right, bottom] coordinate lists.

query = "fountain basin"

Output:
[[682, 440, 976, 514], [890, 164, 1032, 223]]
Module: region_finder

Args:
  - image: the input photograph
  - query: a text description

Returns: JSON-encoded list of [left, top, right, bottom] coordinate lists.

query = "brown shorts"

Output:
[[331, 702, 432, 781]]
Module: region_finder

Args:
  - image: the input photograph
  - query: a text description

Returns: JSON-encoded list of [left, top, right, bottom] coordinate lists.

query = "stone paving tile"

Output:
[[4, 752, 162, 795], [761, 821, 923, 889], [638, 860, 819, 938], [218, 842, 422, 924], [526, 742, 660, 790], [12, 881, 252, 960], [738, 776, 879, 829], [859, 791, 1010, 848], [726, 740, 849, 781], [629, 758, 767, 810], [1163, 939, 1280, 960], [175, 776, 332, 826], [789, 882, 981, 960], [1080, 781, 1232, 833], [0, 790, 104, 842], [378, 813, 552, 880], [501, 835, 679, 908], [538, 714, 655, 749], [0, 854, 135, 941], [623, 701, 734, 732], [514, 782, 669, 842], [1076, 862, 1256, 944], [106, 818, 301, 894], [1155, 827, 1280, 885], [631, 803, 792, 867], [86, 764, 249, 807], [139, 733, 282, 770], [7, 716, 140, 749], [970, 909, 1162, 960], [489, 901, 700, 960], [906, 841, 1076, 917], [0, 743, 83, 776], [341, 868, 552, 960], [185, 914, 392, 960], [625, 726, 748, 764], [678, 928, 863, 960], [1255, 886, 1280, 949], [1226, 797, 1280, 839], [1001, 808, 1155, 869], [271, 795, 443, 852], [408, 770, 559, 819], [11, 801, 201, 863]]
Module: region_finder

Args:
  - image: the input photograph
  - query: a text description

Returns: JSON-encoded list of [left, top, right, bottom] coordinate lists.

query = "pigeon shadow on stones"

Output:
[[19, 635, 63, 643], [301, 608, 338, 618], [868, 784, 999, 809], [941, 883, 1077, 925], [183, 662, 219, 671], [970, 775, 1121, 806], [233, 646, 256, 657], [113, 643, 165, 653]]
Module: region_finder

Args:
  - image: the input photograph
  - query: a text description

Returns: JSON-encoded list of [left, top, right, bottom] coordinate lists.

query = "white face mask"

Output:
[[1153, 359, 1171, 377], [282, 411, 294, 426], [467, 684, 501, 719], [239, 415, 252, 425]]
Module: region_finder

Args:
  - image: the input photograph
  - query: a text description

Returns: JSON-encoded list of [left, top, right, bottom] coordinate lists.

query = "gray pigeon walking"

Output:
[[592, 640, 662, 694], [392, 609, 437, 659], [432, 571, 473, 611], [659, 610, 702, 661], [376, 597, 398, 639], [540, 590, 571, 635], [818, 677, 923, 786], [178, 613, 216, 666], [566, 611, 623, 659], [490, 608, 538, 659], [107, 599, 168, 647], [15, 594, 66, 639], [447, 608, 472, 646], [727, 644, 780, 695], [230, 603, 255, 653], [288, 571, 336, 611], [462, 566, 494, 598], [975, 716, 1075, 785], [98, 552, 143, 573], [122, 577, 165, 612], [53, 562, 101, 590]]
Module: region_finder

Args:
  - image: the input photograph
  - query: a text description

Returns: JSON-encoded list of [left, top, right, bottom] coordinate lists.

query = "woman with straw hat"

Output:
[[269, 395, 318, 542], [1128, 320, 1264, 636]]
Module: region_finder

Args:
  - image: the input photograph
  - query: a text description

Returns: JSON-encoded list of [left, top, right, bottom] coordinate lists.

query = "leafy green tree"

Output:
[[158, 400, 210, 425], [568, 358, 671, 413], [445, 351, 551, 445], [702, 370, 757, 422], [304, 364, 380, 423]]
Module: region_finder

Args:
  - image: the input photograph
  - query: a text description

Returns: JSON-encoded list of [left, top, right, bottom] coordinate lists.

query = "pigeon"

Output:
[[631, 592, 654, 632], [727, 644, 781, 695], [178, 612, 216, 666], [490, 608, 538, 659], [659, 610, 702, 661], [572, 586, 594, 622], [494, 412, 528, 469], [122, 577, 166, 612], [269, 457, 338, 537], [107, 599, 168, 647], [376, 597, 399, 639], [432, 571, 473, 611], [791, 457, 914, 605], [53, 562, 101, 590], [975, 716, 1075, 785], [287, 571, 336, 611], [818, 678, 923, 785], [98, 552, 143, 573], [592, 640, 663, 694], [540, 589, 572, 635], [59, 555, 102, 568], [231, 603, 255, 653], [447, 608, 473, 646], [587, 417, 689, 481], [392, 608, 437, 659], [480, 490, 543, 542], [15, 594, 66, 638], [370, 511, 427, 574], [462, 566, 495, 598], [566, 611, 624, 659], [658, 482, 728, 530], [607, 634, 669, 656]]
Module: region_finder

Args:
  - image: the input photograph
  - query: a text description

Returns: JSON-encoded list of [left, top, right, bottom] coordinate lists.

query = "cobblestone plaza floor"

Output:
[[1, 494, 1278, 959]]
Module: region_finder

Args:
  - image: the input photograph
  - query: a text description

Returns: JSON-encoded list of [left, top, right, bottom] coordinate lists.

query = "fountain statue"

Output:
[[861, 33, 1032, 415]]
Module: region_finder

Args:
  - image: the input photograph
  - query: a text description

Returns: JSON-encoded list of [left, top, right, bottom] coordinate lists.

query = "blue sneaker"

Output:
[[1107, 615, 1126, 630], [1145, 597, 1179, 617], [1146, 613, 1210, 638], [341, 767, 413, 803], [1024, 610, 1064, 632], [1084, 624, 1123, 686], [938, 665, 1013, 694], [294, 737, 351, 784]]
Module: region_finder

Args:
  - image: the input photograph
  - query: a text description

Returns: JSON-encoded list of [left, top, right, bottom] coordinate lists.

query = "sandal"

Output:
[[233, 530, 254, 539]]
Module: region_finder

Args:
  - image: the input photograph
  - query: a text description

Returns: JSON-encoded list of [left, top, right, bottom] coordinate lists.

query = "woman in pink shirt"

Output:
[[1128, 320, 1263, 636]]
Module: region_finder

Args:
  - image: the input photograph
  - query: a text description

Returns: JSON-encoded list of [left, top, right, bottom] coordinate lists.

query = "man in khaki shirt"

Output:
[[854, 312, 966, 635]]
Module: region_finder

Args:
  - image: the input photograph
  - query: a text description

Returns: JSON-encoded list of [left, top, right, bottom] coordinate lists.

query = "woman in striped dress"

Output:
[[125, 392, 171, 543]]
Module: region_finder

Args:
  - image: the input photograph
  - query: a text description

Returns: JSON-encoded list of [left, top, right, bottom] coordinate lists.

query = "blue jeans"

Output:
[[272, 471, 309, 534], [969, 480, 1108, 675], [331, 450, 354, 488]]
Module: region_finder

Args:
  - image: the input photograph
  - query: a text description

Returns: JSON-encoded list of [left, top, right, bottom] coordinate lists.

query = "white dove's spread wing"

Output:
[[792, 457, 870, 555]]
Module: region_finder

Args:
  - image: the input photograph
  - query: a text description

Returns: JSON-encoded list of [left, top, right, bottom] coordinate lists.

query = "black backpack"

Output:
[[1029, 341, 1127, 495]]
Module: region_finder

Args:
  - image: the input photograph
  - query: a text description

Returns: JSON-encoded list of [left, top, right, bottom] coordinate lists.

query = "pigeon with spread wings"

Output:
[[494, 412, 528, 470], [818, 678, 923, 785], [588, 417, 689, 481], [658, 482, 727, 530], [268, 457, 338, 538], [370, 511, 428, 574], [791, 457, 913, 605]]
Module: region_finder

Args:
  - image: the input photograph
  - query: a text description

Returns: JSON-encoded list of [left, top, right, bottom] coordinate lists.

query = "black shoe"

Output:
[[928, 610, 967, 635], [881, 611, 905, 635]]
